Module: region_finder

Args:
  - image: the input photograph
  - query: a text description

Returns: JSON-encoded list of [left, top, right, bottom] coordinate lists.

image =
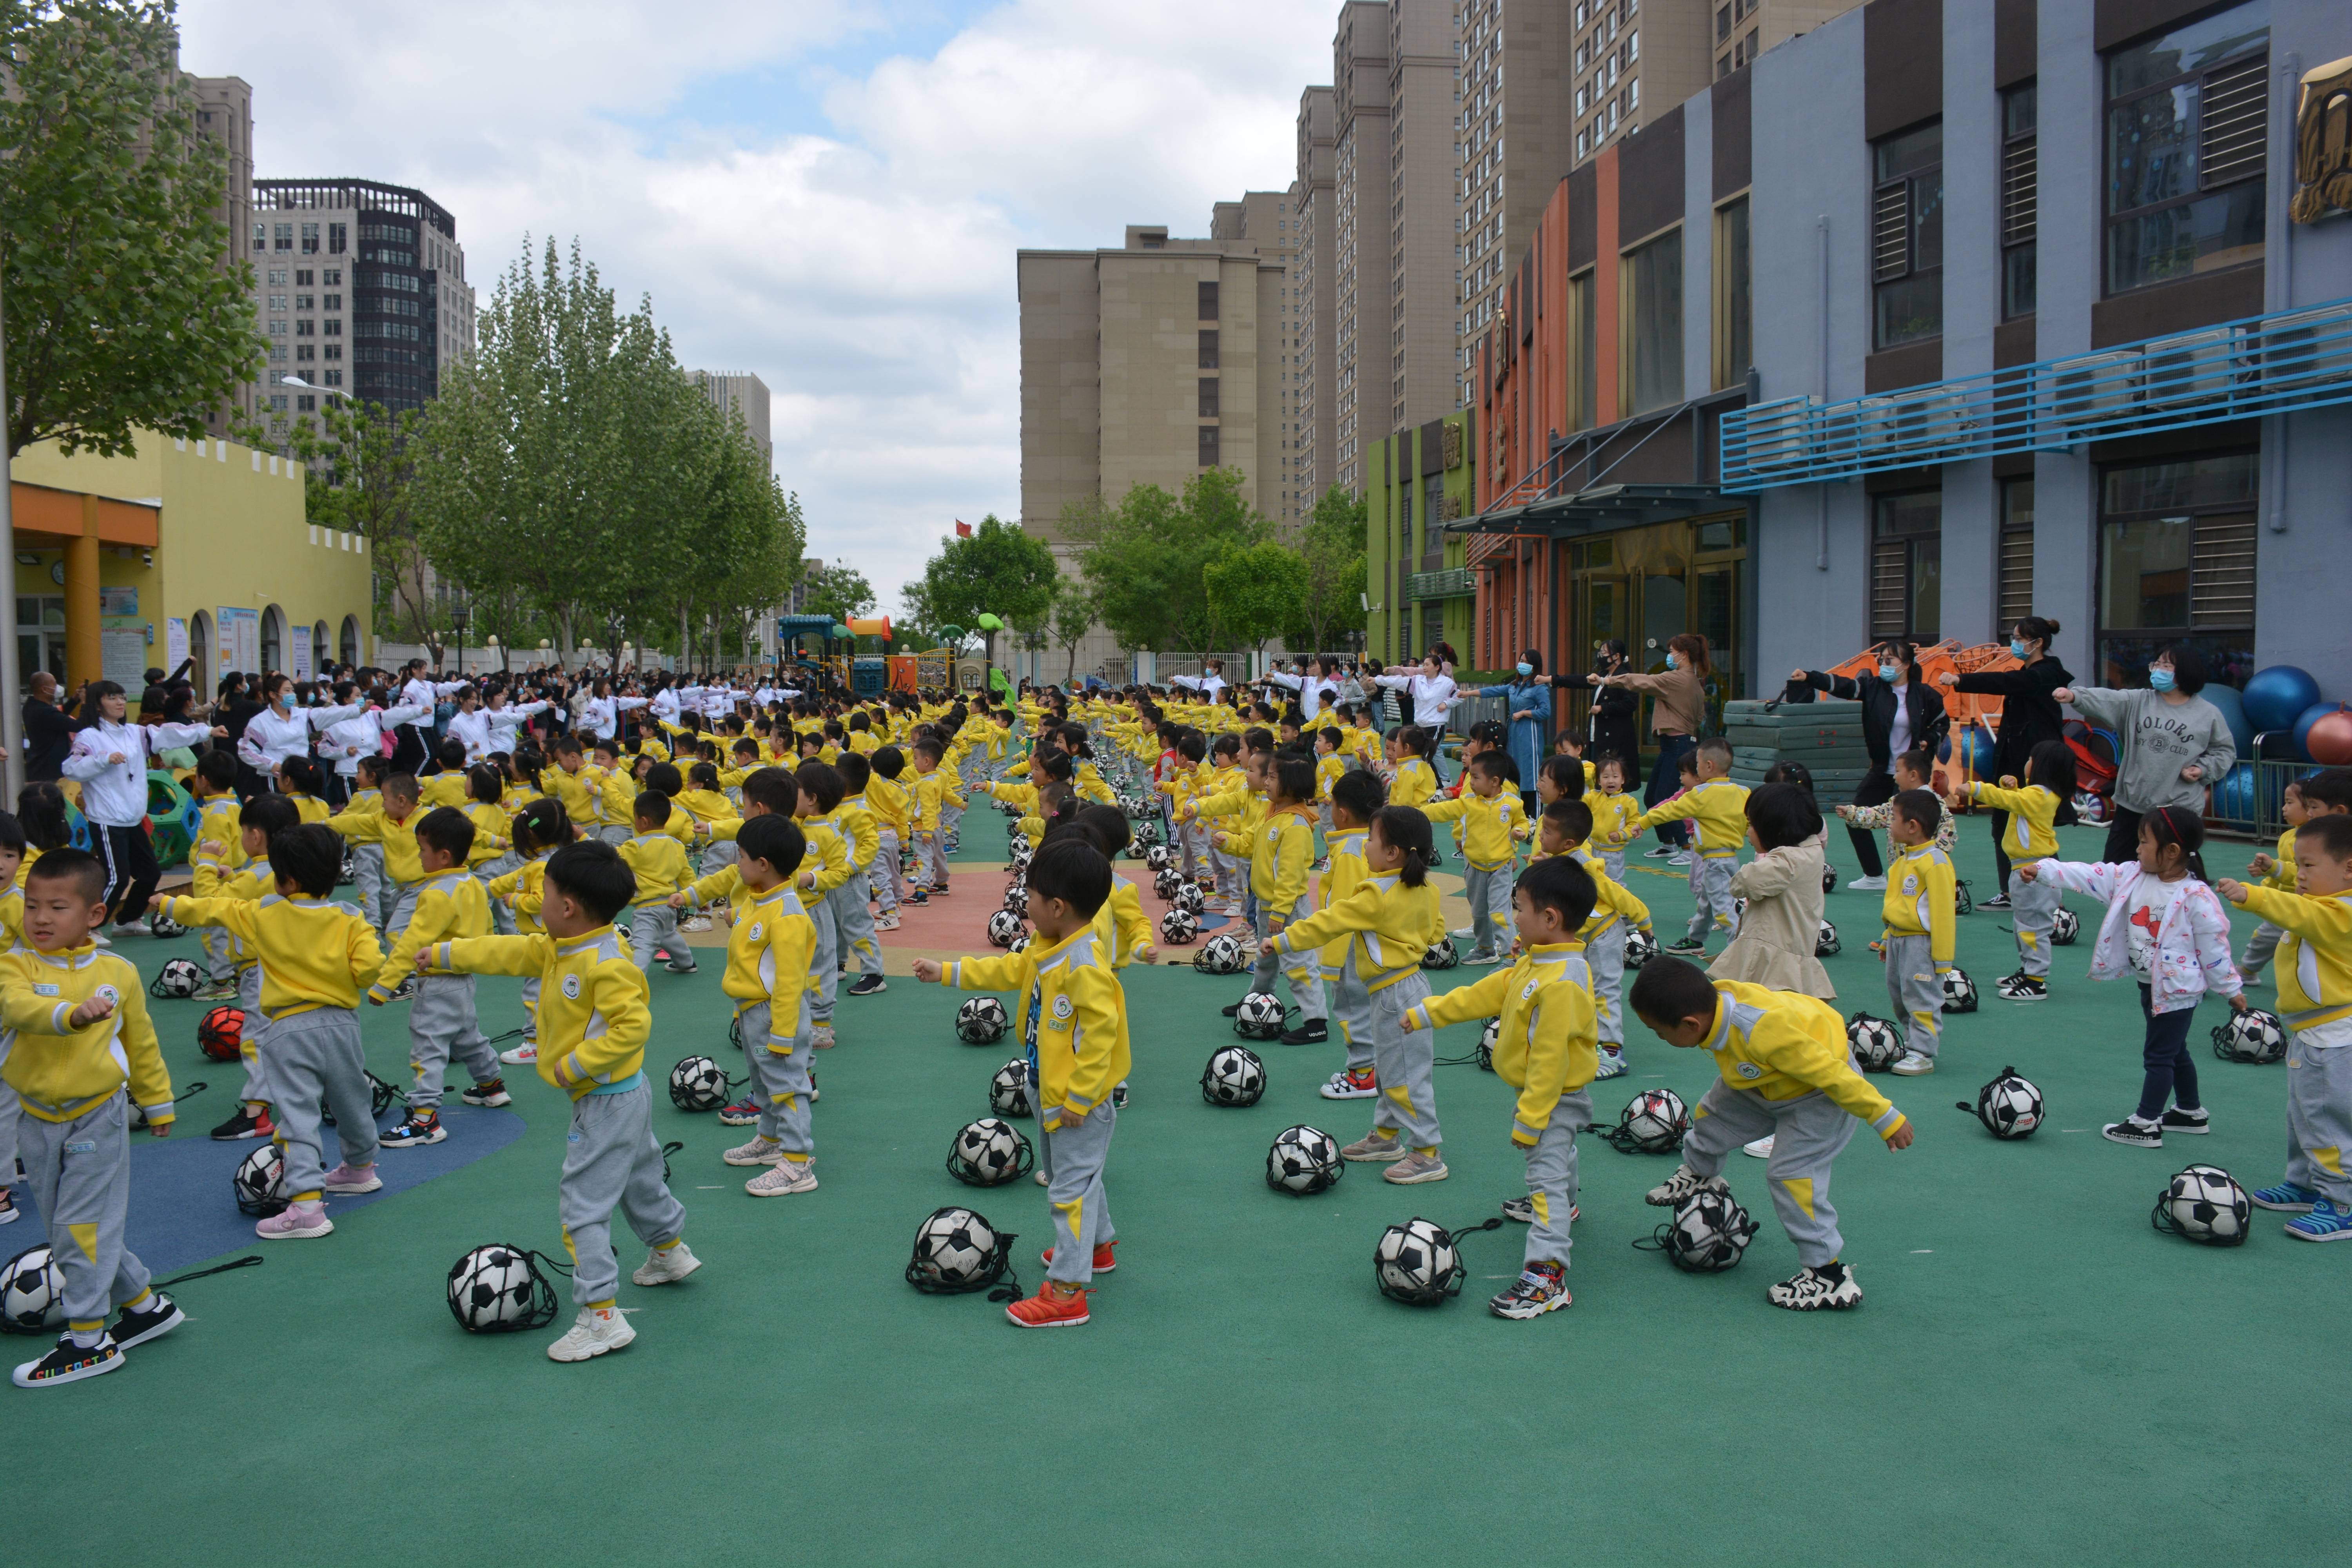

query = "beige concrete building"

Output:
[[690, 371, 773, 469], [1456, 0, 1577, 408], [1711, 0, 1866, 82], [187, 71, 258, 440], [1572, 0, 1704, 167], [1292, 86, 1336, 516]]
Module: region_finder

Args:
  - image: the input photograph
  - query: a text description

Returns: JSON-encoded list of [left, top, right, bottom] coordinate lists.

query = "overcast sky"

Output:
[[177, 0, 1335, 617]]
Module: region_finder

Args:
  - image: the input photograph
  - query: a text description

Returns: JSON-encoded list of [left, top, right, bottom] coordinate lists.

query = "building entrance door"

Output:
[[1563, 513, 1746, 740]]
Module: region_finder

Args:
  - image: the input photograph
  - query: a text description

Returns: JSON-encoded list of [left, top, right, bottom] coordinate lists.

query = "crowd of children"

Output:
[[4, 660, 2348, 1384]]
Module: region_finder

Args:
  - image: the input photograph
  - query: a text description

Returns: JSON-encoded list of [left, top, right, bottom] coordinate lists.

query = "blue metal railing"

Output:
[[1719, 296, 2352, 492]]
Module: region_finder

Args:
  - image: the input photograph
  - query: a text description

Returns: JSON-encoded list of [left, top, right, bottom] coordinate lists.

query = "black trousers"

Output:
[[1645, 733, 1697, 848], [2134, 982, 2201, 1121], [1989, 810, 2013, 893], [2103, 806, 2144, 866], [1847, 768, 1900, 878], [92, 822, 161, 927]]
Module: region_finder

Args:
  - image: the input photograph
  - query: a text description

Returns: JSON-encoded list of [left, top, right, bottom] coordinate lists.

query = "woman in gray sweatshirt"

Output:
[[2055, 643, 2238, 864]]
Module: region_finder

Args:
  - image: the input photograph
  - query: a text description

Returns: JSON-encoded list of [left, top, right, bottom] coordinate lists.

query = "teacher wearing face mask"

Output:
[[2052, 643, 2236, 866], [1935, 615, 2072, 905], [1467, 649, 1552, 814], [1788, 639, 1948, 891], [1593, 632, 1713, 860]]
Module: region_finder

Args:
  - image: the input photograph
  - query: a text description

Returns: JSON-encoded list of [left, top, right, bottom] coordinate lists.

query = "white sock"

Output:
[[69, 1327, 104, 1349]]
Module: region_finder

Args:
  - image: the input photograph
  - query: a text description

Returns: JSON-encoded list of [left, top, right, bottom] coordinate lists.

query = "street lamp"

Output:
[[450, 603, 470, 676]]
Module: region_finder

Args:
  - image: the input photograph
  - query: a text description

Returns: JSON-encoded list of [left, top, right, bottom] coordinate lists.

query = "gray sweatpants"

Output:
[[1209, 840, 1245, 906], [1041, 1098, 1117, 1285], [808, 896, 841, 1022], [200, 926, 238, 985], [1374, 969, 1441, 1151], [827, 882, 881, 980], [236, 962, 272, 1106], [628, 902, 695, 973], [1250, 895, 1327, 1022], [350, 844, 387, 931], [1327, 948, 1375, 1075], [1601, 848, 1626, 886], [912, 828, 949, 890], [598, 824, 631, 848], [1688, 854, 1740, 942], [1463, 861, 1514, 956], [869, 829, 902, 915], [1883, 933, 1942, 1058], [478, 853, 521, 936], [2009, 872, 2062, 980], [263, 1006, 378, 1199], [382, 879, 421, 945], [738, 998, 815, 1156], [558, 1080, 687, 1305], [1586, 922, 1629, 1047], [2285, 1033, 2352, 1206], [406, 973, 501, 1111], [1682, 1083, 1859, 1269], [1521, 1091, 1594, 1269], [2240, 920, 2286, 975], [16, 1094, 151, 1328], [0, 1083, 16, 1188]]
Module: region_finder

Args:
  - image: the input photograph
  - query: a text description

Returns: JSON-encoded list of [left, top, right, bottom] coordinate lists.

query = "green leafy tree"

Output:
[[1067, 468, 1267, 652], [281, 397, 441, 660], [908, 515, 1058, 668], [1050, 577, 1097, 684], [2, 0, 260, 457], [800, 561, 876, 626], [1293, 484, 1369, 654], [1203, 540, 1307, 663]]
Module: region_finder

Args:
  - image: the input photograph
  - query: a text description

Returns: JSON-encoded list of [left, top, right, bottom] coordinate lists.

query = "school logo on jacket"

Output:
[[1521, 978, 1541, 1001], [1051, 995, 1074, 1024], [1902, 875, 1919, 895], [748, 922, 764, 942], [1735, 1061, 1763, 1079], [96, 985, 120, 1007], [562, 975, 582, 1000]]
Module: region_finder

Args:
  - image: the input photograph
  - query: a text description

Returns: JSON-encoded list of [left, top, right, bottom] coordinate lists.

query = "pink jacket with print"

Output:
[[2030, 860, 2242, 1015]]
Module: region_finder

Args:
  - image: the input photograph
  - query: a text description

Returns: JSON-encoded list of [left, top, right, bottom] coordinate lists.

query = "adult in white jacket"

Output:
[[317, 685, 430, 797], [1368, 654, 1461, 730], [483, 688, 551, 755], [63, 681, 225, 927], [236, 673, 361, 778]]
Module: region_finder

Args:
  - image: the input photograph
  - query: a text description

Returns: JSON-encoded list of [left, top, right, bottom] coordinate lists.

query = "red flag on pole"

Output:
[[954, 519, 972, 537]]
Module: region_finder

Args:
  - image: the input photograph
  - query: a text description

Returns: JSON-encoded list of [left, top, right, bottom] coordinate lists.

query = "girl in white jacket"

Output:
[[2022, 805, 2249, 1149]]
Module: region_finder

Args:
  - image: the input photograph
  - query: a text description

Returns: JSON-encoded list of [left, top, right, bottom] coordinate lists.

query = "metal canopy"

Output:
[[1449, 483, 1733, 539]]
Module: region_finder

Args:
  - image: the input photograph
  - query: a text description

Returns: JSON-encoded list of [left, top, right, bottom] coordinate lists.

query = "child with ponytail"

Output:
[[2019, 805, 2246, 1148]]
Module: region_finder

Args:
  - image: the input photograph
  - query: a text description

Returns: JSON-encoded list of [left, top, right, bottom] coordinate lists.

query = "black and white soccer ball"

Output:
[[946, 1116, 1034, 1186], [1602, 1087, 1689, 1154], [1193, 932, 1247, 975], [1002, 884, 1030, 919], [1154, 867, 1183, 900], [989, 1057, 1036, 1118], [955, 996, 1010, 1045], [1659, 1185, 1760, 1273], [1623, 926, 1659, 968], [1477, 1018, 1500, 1071], [1160, 908, 1200, 945], [1958, 1064, 2043, 1139], [1173, 881, 1207, 917], [1822, 863, 1838, 896], [232, 1142, 288, 1217], [0, 1245, 64, 1334], [146, 909, 187, 938], [1145, 844, 1172, 871], [2152, 1163, 2252, 1246], [1134, 821, 1162, 849], [668, 1054, 729, 1112], [1265, 1123, 1343, 1194], [905, 1205, 1014, 1293], [2051, 906, 2080, 946], [1942, 966, 1979, 1013], [148, 957, 202, 1000], [1201, 1043, 1268, 1105], [986, 909, 1026, 948], [1232, 992, 1287, 1041], [1373, 1217, 1464, 1305], [1846, 1012, 1904, 1072], [2211, 1008, 2287, 1065], [339, 845, 357, 885], [1815, 919, 1840, 958], [1420, 938, 1460, 970], [446, 1243, 561, 1333]]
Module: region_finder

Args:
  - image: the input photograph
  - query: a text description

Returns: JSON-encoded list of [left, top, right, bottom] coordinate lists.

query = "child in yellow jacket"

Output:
[[1306, 771, 1390, 1100], [1215, 753, 1326, 1042], [1952, 738, 2074, 1002], [2236, 769, 2352, 985], [372, 807, 509, 1147], [1879, 789, 1956, 1074], [1423, 751, 1527, 964], [485, 799, 572, 1067], [1619, 736, 1749, 955], [619, 790, 698, 977], [1540, 798, 1650, 1078], [711, 814, 823, 1198]]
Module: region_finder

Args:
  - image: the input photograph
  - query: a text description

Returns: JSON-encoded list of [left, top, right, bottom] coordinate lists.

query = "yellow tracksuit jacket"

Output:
[[1882, 842, 1958, 968], [1092, 875, 1157, 967], [161, 892, 382, 1018], [1241, 804, 1318, 913], [1270, 869, 1443, 993], [936, 926, 1131, 1118], [191, 795, 248, 894], [328, 804, 427, 885], [1406, 941, 1598, 1142], [0, 946, 174, 1125], [2233, 885, 2352, 1031], [461, 801, 510, 869], [426, 927, 649, 1100], [487, 851, 553, 936], [372, 867, 491, 1001], [1695, 980, 1910, 1140], [547, 767, 600, 829], [1389, 757, 1439, 808], [1313, 826, 1371, 977], [1627, 776, 1750, 857], [1963, 780, 2060, 861], [1423, 790, 1525, 870], [1572, 844, 1650, 942], [619, 832, 693, 905], [1585, 789, 1642, 846], [719, 884, 818, 1024], [910, 768, 964, 832]]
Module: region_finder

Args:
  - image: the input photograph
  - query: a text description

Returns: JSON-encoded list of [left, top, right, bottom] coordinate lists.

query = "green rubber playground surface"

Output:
[[7, 802, 2343, 1568]]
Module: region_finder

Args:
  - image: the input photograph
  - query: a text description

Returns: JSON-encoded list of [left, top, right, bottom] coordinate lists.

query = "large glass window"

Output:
[[1872, 122, 1943, 348], [1568, 270, 1596, 430], [2096, 451, 2257, 686], [1621, 229, 1683, 415], [1713, 196, 1751, 389], [1998, 477, 2036, 632], [2002, 85, 2038, 318], [1871, 490, 1942, 639], [2103, 0, 2269, 296]]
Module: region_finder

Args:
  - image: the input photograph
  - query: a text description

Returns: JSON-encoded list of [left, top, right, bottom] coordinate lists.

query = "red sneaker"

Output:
[[1039, 1240, 1117, 1274], [1005, 1280, 1091, 1328]]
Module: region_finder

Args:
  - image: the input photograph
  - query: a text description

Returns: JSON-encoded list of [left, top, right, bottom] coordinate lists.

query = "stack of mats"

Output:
[[1722, 698, 1874, 797]]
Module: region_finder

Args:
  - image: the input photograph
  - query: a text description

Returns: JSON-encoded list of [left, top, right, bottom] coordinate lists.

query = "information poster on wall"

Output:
[[219, 606, 258, 677], [290, 625, 312, 681], [165, 617, 188, 675], [101, 629, 147, 689]]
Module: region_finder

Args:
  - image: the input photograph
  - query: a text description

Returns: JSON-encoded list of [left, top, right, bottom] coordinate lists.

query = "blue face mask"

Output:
[[1878, 662, 1902, 682], [2010, 639, 2030, 660], [2149, 667, 2176, 693], [1515, 662, 1533, 677], [1664, 652, 1678, 671]]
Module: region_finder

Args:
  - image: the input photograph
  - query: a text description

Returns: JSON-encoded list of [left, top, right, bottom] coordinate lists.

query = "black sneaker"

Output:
[[1996, 972, 2047, 1002], [210, 1106, 272, 1142], [460, 1078, 511, 1107], [1279, 1020, 1329, 1046], [2158, 1107, 2211, 1136], [1664, 936, 1707, 955], [381, 1113, 446, 1147], [664, 961, 699, 975], [1644, 845, 1679, 859], [0, 1189, 16, 1225], [2102, 1117, 2163, 1148], [111, 1292, 183, 1350], [1980, 893, 2012, 910], [1220, 999, 1247, 1018], [846, 973, 887, 997], [1488, 1261, 1571, 1319], [1768, 1261, 1862, 1311], [11, 1333, 123, 1388]]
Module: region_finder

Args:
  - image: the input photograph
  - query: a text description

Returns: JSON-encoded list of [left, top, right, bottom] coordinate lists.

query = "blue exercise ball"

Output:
[[2242, 665, 2321, 735], [2210, 766, 2257, 828], [2201, 682, 2252, 757], [2293, 701, 2347, 762]]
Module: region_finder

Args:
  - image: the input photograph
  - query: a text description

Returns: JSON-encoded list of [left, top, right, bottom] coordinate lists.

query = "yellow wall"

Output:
[[9, 432, 372, 691]]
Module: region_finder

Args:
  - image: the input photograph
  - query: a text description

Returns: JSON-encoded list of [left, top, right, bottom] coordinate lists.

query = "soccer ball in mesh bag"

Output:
[[1623, 927, 1659, 969], [1145, 844, 1172, 871], [1822, 863, 1838, 896], [0, 1246, 65, 1334], [2211, 1009, 2286, 1064], [1846, 1013, 1904, 1072], [2051, 906, 2080, 946], [1160, 908, 1200, 945], [1477, 1018, 1500, 1071], [1941, 966, 1979, 1013], [1007, 933, 1032, 955], [1154, 867, 1183, 900], [1602, 1087, 1688, 1154], [668, 1055, 730, 1112], [1201, 1044, 1268, 1106], [1420, 938, 1460, 970], [445, 1244, 561, 1333], [1134, 821, 1162, 849], [2152, 1164, 2251, 1246], [955, 996, 1009, 1045], [986, 910, 1026, 948], [1374, 1218, 1464, 1305], [905, 1205, 1013, 1293], [1232, 992, 1288, 1041], [1815, 919, 1840, 958], [1958, 1064, 2044, 1139], [1659, 1186, 1760, 1273], [1002, 884, 1029, 919], [1194, 933, 1247, 975], [989, 1058, 1036, 1118], [1173, 882, 1207, 917], [147, 908, 187, 938], [1265, 1123, 1343, 1194], [946, 1117, 1033, 1186], [197, 1004, 244, 1063], [149, 958, 202, 1000], [232, 1142, 288, 1217]]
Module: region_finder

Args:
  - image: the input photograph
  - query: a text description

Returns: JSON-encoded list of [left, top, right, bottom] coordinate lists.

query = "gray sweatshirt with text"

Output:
[[2065, 686, 2237, 813]]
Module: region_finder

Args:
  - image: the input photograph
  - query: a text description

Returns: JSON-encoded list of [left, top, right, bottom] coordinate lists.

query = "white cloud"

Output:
[[176, 0, 1331, 616]]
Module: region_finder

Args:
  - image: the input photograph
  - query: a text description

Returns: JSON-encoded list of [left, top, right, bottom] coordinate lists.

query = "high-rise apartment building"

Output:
[[1710, 0, 1865, 82], [186, 71, 256, 438], [691, 371, 773, 469], [1455, 0, 1576, 407], [1569, 0, 1707, 168], [1330, 2, 1388, 494], [1292, 86, 1337, 515], [249, 179, 475, 432]]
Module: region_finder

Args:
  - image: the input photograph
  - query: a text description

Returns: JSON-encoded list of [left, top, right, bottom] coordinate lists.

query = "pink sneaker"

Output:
[[256, 1201, 334, 1240], [321, 1163, 381, 1194]]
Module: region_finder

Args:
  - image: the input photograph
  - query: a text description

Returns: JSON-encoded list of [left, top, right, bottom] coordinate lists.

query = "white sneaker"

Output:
[[745, 1158, 818, 1197], [1667, 851, 1693, 867], [1461, 950, 1504, 966], [1449, 925, 1475, 940], [874, 912, 901, 932], [500, 1040, 539, 1065], [1848, 875, 1887, 891], [547, 1306, 635, 1362], [630, 1241, 702, 1286], [1890, 1049, 1936, 1075], [1742, 1135, 1776, 1159], [723, 1136, 786, 1167], [1595, 1048, 1627, 1079]]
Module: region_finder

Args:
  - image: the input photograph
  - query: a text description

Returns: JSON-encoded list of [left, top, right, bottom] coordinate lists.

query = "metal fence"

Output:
[[2207, 754, 2317, 843]]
